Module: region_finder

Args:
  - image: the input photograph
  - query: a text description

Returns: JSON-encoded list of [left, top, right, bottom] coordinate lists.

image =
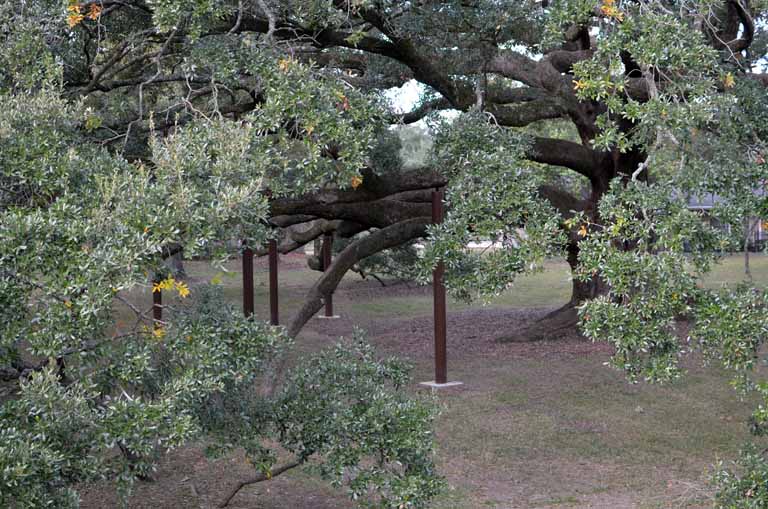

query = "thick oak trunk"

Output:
[[495, 239, 606, 343], [497, 146, 642, 342]]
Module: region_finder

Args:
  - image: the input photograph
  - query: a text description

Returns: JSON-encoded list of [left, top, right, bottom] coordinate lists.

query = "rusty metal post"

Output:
[[432, 188, 447, 384], [322, 233, 334, 317], [152, 283, 162, 328], [268, 238, 279, 325], [243, 244, 254, 318]]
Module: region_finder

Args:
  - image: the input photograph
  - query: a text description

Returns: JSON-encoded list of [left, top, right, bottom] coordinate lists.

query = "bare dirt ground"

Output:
[[76, 256, 763, 508]]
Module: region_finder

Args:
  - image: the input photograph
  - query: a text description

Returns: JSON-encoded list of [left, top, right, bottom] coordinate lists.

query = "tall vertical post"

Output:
[[322, 233, 334, 317], [152, 283, 162, 328], [243, 243, 254, 318], [268, 238, 279, 325], [432, 188, 448, 384]]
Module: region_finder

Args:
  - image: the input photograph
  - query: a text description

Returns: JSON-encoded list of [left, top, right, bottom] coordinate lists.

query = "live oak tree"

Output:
[[4, 0, 768, 506], [17, 0, 764, 340]]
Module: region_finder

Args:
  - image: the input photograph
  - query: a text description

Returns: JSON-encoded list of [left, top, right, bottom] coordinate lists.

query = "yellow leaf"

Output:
[[573, 79, 587, 91], [350, 175, 363, 189], [67, 12, 84, 27], [578, 224, 588, 237], [723, 72, 735, 89], [152, 277, 175, 293], [600, 0, 624, 21], [175, 281, 190, 298], [64, 300, 73, 309], [87, 4, 102, 20]]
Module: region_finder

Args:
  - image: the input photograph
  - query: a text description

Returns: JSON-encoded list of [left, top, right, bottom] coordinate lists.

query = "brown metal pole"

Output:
[[432, 188, 447, 384], [268, 238, 279, 325], [152, 283, 162, 328], [322, 233, 333, 317], [243, 244, 254, 318]]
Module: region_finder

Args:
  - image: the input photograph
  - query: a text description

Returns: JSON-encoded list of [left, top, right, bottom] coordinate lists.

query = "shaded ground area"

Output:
[[80, 254, 768, 508]]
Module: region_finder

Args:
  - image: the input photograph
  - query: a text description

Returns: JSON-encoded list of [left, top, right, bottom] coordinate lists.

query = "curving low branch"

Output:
[[253, 219, 367, 256], [286, 217, 430, 337]]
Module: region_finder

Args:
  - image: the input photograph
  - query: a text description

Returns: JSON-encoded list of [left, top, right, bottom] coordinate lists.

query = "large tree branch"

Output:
[[487, 99, 569, 127], [726, 0, 755, 52], [253, 220, 366, 256], [537, 184, 588, 217], [393, 97, 452, 124], [486, 86, 553, 105], [271, 198, 430, 229], [528, 137, 604, 180], [270, 169, 445, 213], [486, 51, 575, 97], [286, 218, 430, 337]]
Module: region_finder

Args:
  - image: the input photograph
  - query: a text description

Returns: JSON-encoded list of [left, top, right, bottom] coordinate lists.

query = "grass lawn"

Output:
[[85, 253, 768, 509]]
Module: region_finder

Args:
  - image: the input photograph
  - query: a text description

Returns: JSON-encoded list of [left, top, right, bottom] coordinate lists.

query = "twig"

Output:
[[218, 459, 303, 507]]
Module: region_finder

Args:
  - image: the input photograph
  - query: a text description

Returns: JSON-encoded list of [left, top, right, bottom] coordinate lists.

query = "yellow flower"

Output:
[[600, 0, 624, 21], [578, 224, 588, 237], [175, 280, 190, 298], [64, 300, 73, 309], [152, 327, 166, 339], [87, 4, 102, 20], [67, 3, 81, 13], [152, 277, 175, 293], [278, 58, 292, 72], [67, 12, 85, 27], [350, 175, 363, 189], [723, 72, 735, 89]]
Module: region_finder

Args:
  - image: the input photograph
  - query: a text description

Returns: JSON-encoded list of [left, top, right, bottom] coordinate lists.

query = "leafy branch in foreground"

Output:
[[1, 40, 441, 507]]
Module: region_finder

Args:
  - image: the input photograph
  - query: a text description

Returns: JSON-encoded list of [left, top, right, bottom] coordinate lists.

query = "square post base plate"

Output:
[[419, 381, 463, 389]]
